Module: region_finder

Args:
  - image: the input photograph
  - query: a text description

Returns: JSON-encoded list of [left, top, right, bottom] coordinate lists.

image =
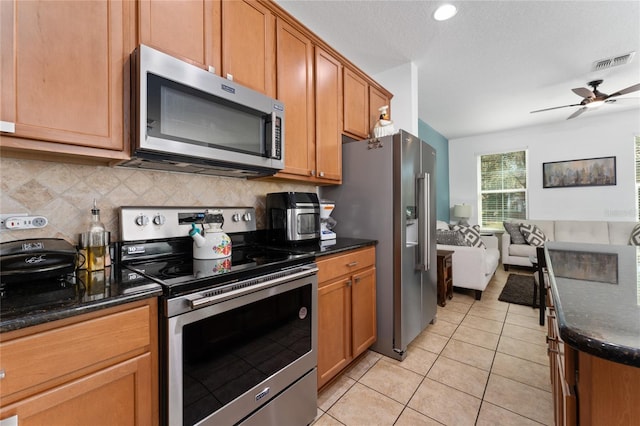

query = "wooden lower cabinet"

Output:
[[0, 298, 158, 425], [547, 283, 640, 426], [547, 296, 577, 426], [316, 246, 376, 389]]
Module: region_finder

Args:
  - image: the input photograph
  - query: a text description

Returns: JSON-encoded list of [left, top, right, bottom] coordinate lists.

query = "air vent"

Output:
[[592, 52, 635, 71]]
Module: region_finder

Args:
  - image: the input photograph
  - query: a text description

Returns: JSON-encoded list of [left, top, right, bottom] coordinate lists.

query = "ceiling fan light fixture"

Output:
[[433, 4, 457, 21], [585, 100, 604, 108]]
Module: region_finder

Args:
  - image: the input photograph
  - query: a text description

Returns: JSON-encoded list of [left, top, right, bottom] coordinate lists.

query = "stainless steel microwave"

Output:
[[121, 44, 284, 177]]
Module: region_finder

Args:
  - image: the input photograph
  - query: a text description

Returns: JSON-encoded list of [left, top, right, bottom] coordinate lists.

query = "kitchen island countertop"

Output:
[[545, 241, 640, 367]]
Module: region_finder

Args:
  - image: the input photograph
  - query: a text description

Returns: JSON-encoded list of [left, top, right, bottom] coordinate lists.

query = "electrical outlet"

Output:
[[0, 213, 48, 230], [0, 213, 27, 230]]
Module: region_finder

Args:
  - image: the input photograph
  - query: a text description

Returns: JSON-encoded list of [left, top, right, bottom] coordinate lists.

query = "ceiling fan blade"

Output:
[[572, 87, 594, 98], [607, 97, 640, 102], [567, 107, 588, 120], [530, 103, 582, 113], [606, 83, 640, 98]]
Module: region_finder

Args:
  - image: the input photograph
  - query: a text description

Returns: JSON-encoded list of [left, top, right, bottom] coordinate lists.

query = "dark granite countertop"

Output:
[[1, 238, 375, 334], [286, 237, 377, 257], [544, 242, 640, 367], [0, 265, 162, 333]]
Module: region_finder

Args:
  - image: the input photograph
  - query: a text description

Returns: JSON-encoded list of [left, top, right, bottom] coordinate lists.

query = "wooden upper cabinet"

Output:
[[343, 67, 369, 139], [274, 18, 315, 179], [221, 0, 275, 97], [138, 0, 220, 72], [315, 47, 342, 183], [369, 85, 391, 136], [0, 0, 130, 154]]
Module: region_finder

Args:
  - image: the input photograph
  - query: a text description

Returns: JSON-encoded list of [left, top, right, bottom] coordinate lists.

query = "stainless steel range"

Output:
[[118, 206, 318, 426]]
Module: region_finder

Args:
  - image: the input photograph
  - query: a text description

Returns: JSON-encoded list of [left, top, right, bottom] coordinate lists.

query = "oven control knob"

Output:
[[242, 212, 252, 222], [135, 214, 149, 227], [232, 213, 240, 222], [153, 214, 166, 226]]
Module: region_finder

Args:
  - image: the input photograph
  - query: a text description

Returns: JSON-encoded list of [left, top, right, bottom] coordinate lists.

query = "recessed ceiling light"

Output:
[[433, 4, 457, 21]]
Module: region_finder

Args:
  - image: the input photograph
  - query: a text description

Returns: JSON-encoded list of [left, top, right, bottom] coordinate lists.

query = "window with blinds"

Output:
[[636, 136, 640, 220], [479, 150, 527, 229]]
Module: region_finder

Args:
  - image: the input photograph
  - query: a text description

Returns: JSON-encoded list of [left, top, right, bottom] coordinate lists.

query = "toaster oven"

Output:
[[266, 192, 320, 244]]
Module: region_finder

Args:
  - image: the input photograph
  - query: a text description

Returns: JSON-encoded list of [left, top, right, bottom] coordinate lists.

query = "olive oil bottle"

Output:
[[87, 199, 106, 271]]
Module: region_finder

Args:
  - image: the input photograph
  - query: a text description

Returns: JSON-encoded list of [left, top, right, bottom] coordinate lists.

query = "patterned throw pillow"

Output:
[[436, 229, 466, 246], [503, 221, 527, 244], [520, 223, 547, 247], [629, 223, 640, 246], [436, 220, 450, 231], [451, 224, 486, 248]]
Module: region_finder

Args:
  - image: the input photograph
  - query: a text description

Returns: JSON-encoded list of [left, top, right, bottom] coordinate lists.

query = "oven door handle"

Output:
[[184, 265, 318, 310]]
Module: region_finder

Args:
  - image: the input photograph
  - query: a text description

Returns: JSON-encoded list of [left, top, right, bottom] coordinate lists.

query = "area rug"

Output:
[[498, 274, 536, 307]]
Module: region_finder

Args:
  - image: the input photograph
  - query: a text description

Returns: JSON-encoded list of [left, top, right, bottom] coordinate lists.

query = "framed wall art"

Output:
[[542, 156, 616, 188]]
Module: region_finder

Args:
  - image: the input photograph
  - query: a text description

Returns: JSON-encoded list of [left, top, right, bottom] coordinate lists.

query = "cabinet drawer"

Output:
[[317, 246, 375, 284], [0, 304, 151, 399]]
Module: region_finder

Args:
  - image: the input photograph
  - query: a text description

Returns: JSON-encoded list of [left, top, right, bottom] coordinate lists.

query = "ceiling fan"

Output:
[[530, 79, 640, 119]]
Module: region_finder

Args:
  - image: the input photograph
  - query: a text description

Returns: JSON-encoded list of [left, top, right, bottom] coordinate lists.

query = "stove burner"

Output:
[[245, 252, 289, 264]]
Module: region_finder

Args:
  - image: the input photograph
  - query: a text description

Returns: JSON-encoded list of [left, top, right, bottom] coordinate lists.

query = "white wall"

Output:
[[449, 109, 640, 224], [373, 62, 418, 135]]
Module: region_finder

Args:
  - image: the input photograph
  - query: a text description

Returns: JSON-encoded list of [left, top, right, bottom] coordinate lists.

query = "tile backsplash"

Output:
[[0, 157, 314, 244]]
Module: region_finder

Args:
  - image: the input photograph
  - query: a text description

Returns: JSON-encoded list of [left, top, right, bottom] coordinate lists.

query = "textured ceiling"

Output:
[[275, 0, 640, 140]]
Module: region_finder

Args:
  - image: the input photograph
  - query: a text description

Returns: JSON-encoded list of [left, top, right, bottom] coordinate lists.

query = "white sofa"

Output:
[[502, 220, 638, 270], [437, 233, 500, 300]]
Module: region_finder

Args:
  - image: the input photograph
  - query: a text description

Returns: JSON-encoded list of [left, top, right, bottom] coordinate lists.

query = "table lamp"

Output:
[[453, 204, 471, 226]]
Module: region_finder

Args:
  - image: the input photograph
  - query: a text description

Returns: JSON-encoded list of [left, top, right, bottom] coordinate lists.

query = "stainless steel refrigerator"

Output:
[[321, 130, 437, 361]]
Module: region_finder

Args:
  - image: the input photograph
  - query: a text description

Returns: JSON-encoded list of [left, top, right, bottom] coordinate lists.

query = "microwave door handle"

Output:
[[271, 111, 277, 159]]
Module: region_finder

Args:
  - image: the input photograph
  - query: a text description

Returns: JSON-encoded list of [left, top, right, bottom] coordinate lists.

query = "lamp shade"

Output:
[[453, 204, 472, 219]]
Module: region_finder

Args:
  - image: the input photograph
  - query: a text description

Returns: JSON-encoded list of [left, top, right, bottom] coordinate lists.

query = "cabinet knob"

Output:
[[347, 261, 358, 267], [0, 414, 18, 426], [354, 277, 361, 284], [319, 171, 325, 177], [346, 280, 352, 287], [0, 121, 15, 133], [0, 369, 5, 379], [310, 170, 316, 176]]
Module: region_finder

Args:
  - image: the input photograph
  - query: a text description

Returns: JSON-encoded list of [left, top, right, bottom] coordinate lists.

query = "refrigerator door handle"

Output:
[[416, 172, 430, 271]]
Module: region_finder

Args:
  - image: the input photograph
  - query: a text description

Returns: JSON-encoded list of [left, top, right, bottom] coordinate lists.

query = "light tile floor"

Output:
[[313, 266, 554, 426]]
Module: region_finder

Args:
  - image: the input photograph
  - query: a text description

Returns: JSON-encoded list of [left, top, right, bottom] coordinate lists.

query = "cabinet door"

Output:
[[275, 18, 315, 178], [351, 267, 377, 357], [369, 85, 390, 137], [317, 277, 351, 389], [222, 0, 275, 96], [0, 0, 127, 151], [138, 0, 220, 71], [315, 47, 342, 182], [0, 354, 153, 426], [343, 67, 369, 139]]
